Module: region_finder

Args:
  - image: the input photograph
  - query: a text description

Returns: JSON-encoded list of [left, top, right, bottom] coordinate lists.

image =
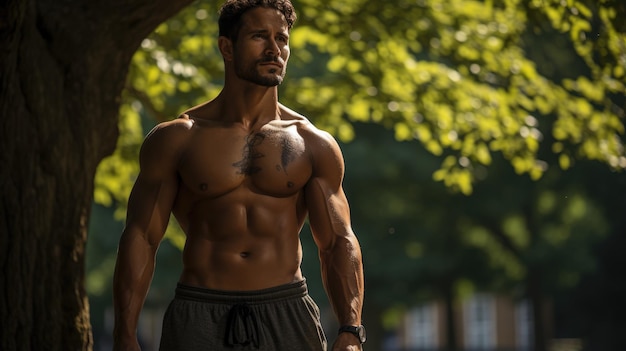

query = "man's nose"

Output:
[[264, 38, 280, 57]]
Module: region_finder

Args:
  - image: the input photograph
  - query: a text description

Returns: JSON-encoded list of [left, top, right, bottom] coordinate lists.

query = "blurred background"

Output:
[[85, 1, 626, 350]]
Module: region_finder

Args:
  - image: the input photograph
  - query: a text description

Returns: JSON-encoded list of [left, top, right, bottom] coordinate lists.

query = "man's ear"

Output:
[[218, 36, 234, 61]]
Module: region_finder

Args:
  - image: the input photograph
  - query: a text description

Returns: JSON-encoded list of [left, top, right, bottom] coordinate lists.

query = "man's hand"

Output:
[[332, 332, 363, 351]]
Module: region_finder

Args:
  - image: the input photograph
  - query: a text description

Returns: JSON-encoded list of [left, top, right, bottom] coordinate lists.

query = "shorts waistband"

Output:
[[175, 279, 308, 304]]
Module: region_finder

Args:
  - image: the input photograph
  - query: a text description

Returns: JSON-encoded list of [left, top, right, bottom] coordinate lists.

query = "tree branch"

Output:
[[125, 84, 170, 122]]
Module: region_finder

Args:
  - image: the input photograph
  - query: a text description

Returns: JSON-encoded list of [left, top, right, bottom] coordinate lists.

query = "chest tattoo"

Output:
[[232, 129, 301, 177], [233, 132, 266, 175], [280, 137, 297, 174]]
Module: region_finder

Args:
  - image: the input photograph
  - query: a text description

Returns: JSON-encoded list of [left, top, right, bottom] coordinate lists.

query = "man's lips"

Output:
[[261, 63, 283, 69], [259, 60, 283, 69]]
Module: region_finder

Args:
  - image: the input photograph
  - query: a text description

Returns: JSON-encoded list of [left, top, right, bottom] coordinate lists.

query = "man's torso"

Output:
[[169, 111, 315, 291]]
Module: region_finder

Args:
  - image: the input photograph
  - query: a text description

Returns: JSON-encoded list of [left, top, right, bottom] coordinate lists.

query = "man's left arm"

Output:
[[304, 129, 364, 350]]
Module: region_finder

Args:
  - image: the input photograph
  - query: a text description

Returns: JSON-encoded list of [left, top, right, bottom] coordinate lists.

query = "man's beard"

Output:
[[234, 56, 286, 87]]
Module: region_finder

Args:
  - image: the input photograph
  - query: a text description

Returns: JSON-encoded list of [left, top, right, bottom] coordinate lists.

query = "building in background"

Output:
[[397, 294, 551, 351]]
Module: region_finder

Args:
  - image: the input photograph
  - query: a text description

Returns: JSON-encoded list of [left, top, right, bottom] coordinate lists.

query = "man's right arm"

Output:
[[112, 120, 190, 350]]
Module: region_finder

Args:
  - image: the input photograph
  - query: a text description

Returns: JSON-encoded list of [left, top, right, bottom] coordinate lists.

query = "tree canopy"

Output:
[[97, 0, 624, 206]]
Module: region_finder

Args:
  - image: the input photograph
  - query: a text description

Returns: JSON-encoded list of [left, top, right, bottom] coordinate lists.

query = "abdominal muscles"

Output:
[[177, 192, 305, 291]]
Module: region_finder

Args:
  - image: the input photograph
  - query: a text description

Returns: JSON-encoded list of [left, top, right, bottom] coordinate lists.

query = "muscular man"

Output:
[[113, 0, 365, 350]]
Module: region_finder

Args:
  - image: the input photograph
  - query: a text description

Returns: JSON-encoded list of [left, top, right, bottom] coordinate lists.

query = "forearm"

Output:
[[113, 233, 157, 342], [320, 233, 364, 326]]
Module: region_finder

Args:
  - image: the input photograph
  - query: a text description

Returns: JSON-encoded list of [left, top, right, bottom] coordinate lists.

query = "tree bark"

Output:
[[528, 268, 548, 351], [0, 0, 193, 349], [443, 284, 458, 351]]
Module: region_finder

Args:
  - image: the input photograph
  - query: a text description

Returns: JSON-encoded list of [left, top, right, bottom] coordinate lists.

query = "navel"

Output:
[[287, 181, 294, 188], [199, 183, 208, 191], [240, 251, 251, 258]]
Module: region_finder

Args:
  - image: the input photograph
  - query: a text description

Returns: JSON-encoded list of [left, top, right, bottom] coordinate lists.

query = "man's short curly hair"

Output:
[[218, 0, 297, 41]]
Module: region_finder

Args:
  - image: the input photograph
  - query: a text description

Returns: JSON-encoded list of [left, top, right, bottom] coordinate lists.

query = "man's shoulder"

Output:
[[145, 115, 194, 140], [140, 115, 195, 158], [154, 114, 195, 131], [278, 104, 334, 142], [279, 104, 309, 124]]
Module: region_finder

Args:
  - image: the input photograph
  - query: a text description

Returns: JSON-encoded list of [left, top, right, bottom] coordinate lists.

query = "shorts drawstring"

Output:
[[225, 303, 262, 348]]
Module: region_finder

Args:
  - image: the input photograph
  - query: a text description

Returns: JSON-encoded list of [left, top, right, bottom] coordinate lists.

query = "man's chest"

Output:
[[178, 124, 312, 197]]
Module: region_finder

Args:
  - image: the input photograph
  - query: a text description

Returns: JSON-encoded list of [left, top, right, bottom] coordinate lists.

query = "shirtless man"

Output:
[[112, 0, 364, 350]]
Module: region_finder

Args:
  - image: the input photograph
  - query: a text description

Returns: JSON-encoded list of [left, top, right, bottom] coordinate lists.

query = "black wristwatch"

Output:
[[338, 325, 366, 344]]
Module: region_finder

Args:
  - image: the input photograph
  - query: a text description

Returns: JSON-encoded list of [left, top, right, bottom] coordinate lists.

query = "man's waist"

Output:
[[174, 279, 309, 304]]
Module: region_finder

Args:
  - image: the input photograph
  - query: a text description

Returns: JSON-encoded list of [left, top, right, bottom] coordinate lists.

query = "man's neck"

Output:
[[217, 82, 281, 129]]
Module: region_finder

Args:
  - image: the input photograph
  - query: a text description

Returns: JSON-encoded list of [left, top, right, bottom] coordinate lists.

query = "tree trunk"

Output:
[[0, 0, 193, 349], [443, 282, 458, 351], [528, 269, 548, 351]]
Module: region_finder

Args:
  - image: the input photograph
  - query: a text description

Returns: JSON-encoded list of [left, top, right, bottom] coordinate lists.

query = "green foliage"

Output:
[[95, 0, 625, 209], [284, 0, 625, 193], [94, 101, 142, 219]]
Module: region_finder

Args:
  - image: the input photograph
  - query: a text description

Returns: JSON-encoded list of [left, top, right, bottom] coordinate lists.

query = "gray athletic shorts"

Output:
[[159, 280, 327, 350]]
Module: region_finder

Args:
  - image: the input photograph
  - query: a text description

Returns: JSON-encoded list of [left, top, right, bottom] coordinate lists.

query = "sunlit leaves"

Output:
[[93, 101, 142, 218], [95, 0, 626, 211], [525, 0, 626, 171], [286, 0, 626, 192], [433, 155, 473, 194]]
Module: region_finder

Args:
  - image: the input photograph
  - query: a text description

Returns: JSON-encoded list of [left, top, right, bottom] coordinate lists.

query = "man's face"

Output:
[[232, 7, 291, 86]]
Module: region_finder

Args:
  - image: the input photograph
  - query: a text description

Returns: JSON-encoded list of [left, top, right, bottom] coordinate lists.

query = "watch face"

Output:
[[357, 326, 367, 343]]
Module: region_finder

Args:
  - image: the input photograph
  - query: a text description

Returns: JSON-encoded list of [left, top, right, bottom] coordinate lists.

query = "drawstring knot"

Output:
[[225, 303, 262, 348]]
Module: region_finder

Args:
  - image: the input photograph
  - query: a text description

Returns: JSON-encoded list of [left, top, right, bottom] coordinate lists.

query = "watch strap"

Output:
[[338, 325, 366, 344]]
